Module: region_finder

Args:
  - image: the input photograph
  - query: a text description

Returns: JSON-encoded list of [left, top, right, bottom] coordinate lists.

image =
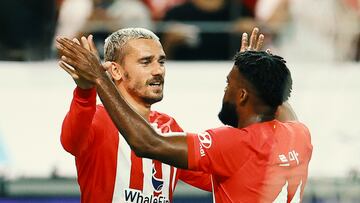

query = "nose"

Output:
[[151, 62, 165, 76]]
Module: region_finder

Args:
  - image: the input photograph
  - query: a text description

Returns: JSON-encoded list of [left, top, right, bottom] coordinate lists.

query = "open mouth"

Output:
[[149, 82, 162, 86]]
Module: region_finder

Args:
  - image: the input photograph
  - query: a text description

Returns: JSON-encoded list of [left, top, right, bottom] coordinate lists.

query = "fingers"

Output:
[[81, 36, 91, 51], [59, 61, 79, 79], [88, 35, 97, 53], [57, 37, 92, 64], [239, 27, 266, 52], [88, 35, 100, 60], [240, 33, 248, 52], [72, 38, 80, 45], [56, 37, 79, 57], [59, 37, 84, 54], [73, 36, 96, 56], [61, 55, 78, 70], [255, 34, 264, 51], [248, 27, 259, 50], [56, 42, 76, 59]]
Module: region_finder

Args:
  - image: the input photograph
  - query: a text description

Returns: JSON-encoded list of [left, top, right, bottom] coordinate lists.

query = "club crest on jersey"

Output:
[[152, 164, 164, 192], [197, 132, 212, 149]]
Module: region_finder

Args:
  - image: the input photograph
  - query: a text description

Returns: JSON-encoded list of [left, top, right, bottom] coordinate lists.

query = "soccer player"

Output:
[[57, 28, 312, 202], [58, 28, 215, 203]]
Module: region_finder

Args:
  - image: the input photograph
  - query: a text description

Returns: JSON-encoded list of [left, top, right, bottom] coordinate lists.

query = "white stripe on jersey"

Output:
[[111, 121, 179, 202], [161, 163, 171, 198], [150, 123, 177, 196], [171, 167, 177, 191], [151, 123, 181, 194], [112, 134, 131, 203], [142, 158, 153, 194], [211, 175, 216, 203]]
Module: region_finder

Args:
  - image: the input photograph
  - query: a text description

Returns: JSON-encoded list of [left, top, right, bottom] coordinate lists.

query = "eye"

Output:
[[159, 60, 166, 66], [139, 59, 151, 65]]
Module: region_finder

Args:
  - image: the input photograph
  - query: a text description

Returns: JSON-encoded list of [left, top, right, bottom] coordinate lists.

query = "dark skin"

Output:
[[56, 28, 295, 169]]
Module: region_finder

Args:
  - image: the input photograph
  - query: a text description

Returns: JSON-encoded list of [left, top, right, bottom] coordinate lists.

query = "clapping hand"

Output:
[[56, 36, 106, 87]]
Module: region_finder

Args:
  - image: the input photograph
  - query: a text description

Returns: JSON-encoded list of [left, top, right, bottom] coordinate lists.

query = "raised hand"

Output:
[[240, 27, 265, 52], [80, 35, 100, 61], [56, 37, 106, 86], [57, 35, 101, 89]]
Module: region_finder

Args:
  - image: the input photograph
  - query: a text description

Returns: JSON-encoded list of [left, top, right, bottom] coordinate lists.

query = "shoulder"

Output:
[[94, 104, 116, 128], [280, 121, 311, 138], [274, 120, 312, 152], [205, 126, 250, 144], [96, 104, 107, 115], [150, 111, 183, 132], [207, 126, 248, 136], [285, 121, 312, 144], [150, 111, 173, 122]]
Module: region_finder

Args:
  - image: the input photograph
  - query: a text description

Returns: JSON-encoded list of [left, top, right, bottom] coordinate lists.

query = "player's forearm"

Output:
[[95, 75, 189, 168], [94, 74, 189, 167], [61, 87, 96, 156]]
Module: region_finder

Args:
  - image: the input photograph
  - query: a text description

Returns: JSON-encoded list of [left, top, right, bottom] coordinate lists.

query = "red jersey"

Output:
[[61, 87, 211, 203], [187, 120, 312, 203]]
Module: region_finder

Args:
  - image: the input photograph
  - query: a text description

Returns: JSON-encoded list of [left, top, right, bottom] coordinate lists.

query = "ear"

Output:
[[237, 88, 248, 106], [107, 61, 122, 81]]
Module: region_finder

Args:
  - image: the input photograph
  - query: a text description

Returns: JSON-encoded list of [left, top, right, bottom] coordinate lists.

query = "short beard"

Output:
[[218, 102, 239, 128], [143, 95, 163, 105]]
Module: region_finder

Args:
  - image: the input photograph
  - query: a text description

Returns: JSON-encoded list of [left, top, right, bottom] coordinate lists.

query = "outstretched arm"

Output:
[[59, 36, 100, 156], [96, 73, 190, 168]]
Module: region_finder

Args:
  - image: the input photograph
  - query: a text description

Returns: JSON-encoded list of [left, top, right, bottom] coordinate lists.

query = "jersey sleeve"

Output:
[[60, 87, 97, 156], [186, 127, 252, 177], [178, 169, 212, 192], [153, 112, 213, 191]]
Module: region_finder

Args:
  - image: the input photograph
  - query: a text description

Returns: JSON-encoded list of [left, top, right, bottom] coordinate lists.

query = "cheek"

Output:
[[222, 91, 230, 103], [224, 86, 232, 98], [162, 66, 166, 76], [129, 77, 145, 90], [125, 69, 146, 84]]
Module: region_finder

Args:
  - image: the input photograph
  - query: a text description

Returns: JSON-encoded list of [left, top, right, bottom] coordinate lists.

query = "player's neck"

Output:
[[129, 101, 151, 120], [238, 106, 275, 128], [239, 114, 275, 128], [117, 89, 151, 121]]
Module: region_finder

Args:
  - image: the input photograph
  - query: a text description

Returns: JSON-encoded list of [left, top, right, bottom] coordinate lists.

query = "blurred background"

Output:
[[0, 0, 359, 202]]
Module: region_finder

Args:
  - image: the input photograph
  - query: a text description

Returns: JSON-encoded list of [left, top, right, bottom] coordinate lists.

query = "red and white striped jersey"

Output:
[[61, 87, 211, 203], [187, 120, 312, 203]]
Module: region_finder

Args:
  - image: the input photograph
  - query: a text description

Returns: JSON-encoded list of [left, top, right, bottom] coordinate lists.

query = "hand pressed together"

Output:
[[56, 36, 107, 87]]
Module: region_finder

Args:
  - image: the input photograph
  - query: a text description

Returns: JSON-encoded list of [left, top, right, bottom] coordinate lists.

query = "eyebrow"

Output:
[[138, 56, 154, 62], [159, 55, 166, 61], [138, 55, 166, 62]]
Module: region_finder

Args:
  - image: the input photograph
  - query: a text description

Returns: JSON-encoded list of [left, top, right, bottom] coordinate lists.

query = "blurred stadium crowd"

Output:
[[0, 0, 359, 62]]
